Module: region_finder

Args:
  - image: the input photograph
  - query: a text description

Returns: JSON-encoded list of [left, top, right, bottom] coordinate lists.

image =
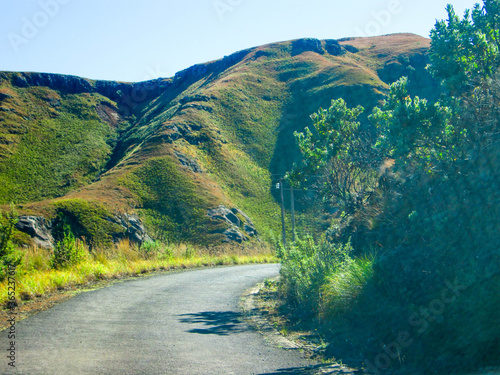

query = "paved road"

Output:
[[3, 264, 319, 374]]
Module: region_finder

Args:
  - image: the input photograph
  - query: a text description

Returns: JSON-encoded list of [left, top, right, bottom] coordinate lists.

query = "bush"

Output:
[[0, 205, 23, 280], [50, 224, 87, 269], [277, 236, 355, 320]]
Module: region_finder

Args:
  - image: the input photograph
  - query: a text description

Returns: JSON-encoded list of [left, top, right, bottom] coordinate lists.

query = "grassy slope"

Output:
[[0, 33, 432, 245]]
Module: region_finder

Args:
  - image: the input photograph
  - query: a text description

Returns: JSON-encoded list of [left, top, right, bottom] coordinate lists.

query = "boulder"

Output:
[[207, 206, 240, 226], [291, 38, 324, 56], [174, 151, 203, 173], [15, 216, 54, 249], [107, 214, 152, 245], [223, 227, 247, 243], [244, 224, 258, 237], [207, 205, 257, 242]]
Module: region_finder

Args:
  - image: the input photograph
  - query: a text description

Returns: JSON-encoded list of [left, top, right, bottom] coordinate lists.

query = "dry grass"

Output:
[[0, 240, 276, 307]]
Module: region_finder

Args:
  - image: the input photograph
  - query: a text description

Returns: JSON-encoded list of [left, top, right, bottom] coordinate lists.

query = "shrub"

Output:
[[50, 224, 87, 269], [0, 205, 23, 280], [277, 236, 355, 319]]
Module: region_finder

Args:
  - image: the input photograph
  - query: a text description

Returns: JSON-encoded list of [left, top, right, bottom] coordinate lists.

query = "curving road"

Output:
[[3, 264, 319, 375]]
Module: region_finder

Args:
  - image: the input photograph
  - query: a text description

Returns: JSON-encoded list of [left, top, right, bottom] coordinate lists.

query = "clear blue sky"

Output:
[[1, 0, 477, 82]]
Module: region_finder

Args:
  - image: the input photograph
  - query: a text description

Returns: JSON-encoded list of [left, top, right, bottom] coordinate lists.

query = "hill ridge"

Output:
[[0, 33, 436, 247]]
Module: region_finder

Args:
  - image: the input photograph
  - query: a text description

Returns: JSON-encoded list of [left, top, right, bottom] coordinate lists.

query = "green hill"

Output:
[[0, 33, 435, 246]]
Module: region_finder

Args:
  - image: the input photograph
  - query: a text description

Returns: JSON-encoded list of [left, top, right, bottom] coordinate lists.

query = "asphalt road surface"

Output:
[[3, 264, 319, 374]]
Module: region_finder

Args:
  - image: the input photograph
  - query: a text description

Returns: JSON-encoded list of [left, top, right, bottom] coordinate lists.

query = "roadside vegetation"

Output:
[[276, 1, 500, 373], [0, 205, 275, 308]]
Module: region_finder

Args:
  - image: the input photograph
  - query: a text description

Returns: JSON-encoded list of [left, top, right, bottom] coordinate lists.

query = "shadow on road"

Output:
[[178, 311, 250, 336], [258, 363, 362, 374]]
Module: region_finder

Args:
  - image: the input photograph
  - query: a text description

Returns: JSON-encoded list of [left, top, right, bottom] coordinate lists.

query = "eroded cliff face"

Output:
[[0, 34, 437, 246]]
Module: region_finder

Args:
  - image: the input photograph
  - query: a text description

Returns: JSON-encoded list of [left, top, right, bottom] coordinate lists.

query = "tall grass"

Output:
[[0, 240, 276, 306], [277, 236, 374, 322]]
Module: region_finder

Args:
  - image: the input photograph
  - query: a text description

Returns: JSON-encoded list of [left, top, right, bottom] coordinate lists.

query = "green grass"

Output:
[[0, 84, 117, 204], [120, 156, 226, 245], [0, 36, 432, 248], [0, 240, 277, 307]]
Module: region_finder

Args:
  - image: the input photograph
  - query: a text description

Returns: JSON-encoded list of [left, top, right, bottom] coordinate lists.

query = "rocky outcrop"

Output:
[[15, 213, 151, 248], [106, 214, 152, 245], [0, 72, 171, 105], [0, 92, 13, 101], [15, 216, 54, 249], [291, 38, 325, 56], [324, 40, 346, 56], [174, 151, 203, 173], [207, 206, 258, 243]]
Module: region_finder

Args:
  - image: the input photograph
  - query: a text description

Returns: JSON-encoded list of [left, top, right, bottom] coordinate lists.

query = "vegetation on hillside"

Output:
[[0, 33, 432, 247], [278, 1, 500, 373]]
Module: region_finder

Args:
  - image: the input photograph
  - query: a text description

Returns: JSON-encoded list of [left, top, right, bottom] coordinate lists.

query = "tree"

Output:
[[430, 1, 500, 94], [288, 99, 379, 219]]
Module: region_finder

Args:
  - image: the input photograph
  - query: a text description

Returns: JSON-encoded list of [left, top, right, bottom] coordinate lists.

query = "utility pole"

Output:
[[279, 178, 286, 248], [290, 183, 295, 242]]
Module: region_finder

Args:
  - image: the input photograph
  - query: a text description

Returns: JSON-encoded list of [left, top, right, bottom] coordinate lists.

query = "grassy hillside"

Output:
[[0, 33, 434, 246]]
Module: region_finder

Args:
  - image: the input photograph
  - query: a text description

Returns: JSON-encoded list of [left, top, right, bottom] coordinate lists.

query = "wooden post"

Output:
[[280, 178, 286, 247]]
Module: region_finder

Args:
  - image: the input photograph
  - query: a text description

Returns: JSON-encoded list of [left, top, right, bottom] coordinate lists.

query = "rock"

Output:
[[0, 92, 13, 101], [207, 206, 236, 226], [325, 39, 346, 56], [15, 216, 54, 249], [230, 208, 253, 226], [291, 38, 324, 56], [107, 214, 152, 245], [207, 205, 257, 242], [223, 227, 247, 243], [174, 151, 203, 173], [244, 224, 258, 237]]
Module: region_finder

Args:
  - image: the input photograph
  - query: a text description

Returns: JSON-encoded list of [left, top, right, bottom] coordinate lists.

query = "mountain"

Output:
[[0, 33, 436, 247]]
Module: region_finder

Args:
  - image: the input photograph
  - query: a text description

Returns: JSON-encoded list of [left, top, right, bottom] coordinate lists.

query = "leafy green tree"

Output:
[[283, 1, 500, 371], [430, 1, 500, 93], [289, 99, 379, 218]]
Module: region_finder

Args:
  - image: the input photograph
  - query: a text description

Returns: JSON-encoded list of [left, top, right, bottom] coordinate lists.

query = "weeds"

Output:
[[0, 239, 276, 307]]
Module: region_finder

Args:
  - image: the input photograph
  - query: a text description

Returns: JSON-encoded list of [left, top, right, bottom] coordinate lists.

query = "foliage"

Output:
[[430, 1, 500, 93], [139, 241, 173, 260], [0, 240, 276, 306], [50, 224, 87, 270], [0, 96, 116, 204], [0, 205, 23, 280], [277, 235, 356, 319], [122, 157, 220, 245], [53, 199, 124, 249], [288, 99, 380, 219], [280, 1, 500, 372]]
